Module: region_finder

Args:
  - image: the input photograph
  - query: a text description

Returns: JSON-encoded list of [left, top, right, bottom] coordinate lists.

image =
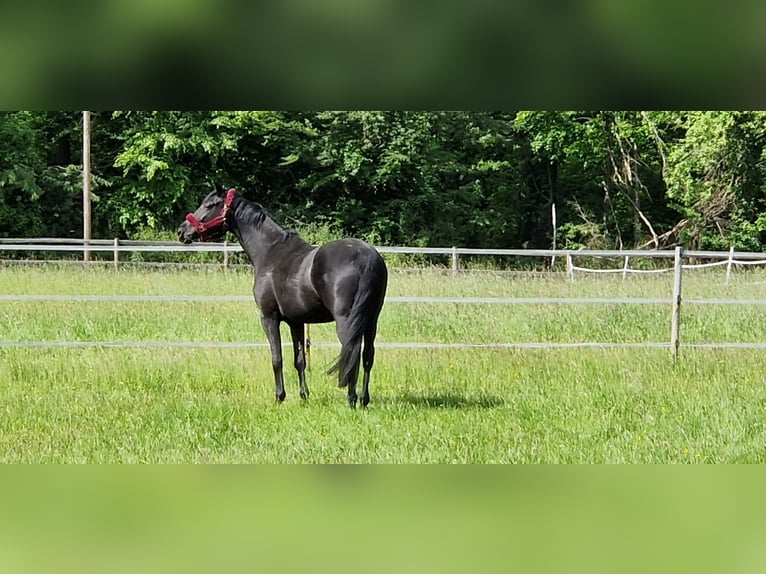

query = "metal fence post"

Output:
[[670, 245, 684, 362], [622, 256, 630, 280], [223, 240, 229, 269], [113, 238, 119, 269], [451, 246, 459, 273], [726, 246, 734, 284], [566, 254, 574, 282]]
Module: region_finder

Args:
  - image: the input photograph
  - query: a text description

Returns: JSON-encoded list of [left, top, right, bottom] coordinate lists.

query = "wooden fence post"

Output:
[[670, 245, 684, 362], [566, 254, 574, 282], [82, 111, 92, 263]]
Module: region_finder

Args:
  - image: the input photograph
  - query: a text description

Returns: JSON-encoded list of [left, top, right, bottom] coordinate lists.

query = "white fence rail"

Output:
[[0, 239, 726, 258], [4, 237, 766, 272], [3, 240, 766, 357]]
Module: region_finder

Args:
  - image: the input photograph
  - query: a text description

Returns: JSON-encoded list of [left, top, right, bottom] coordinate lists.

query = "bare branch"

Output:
[[641, 111, 668, 179]]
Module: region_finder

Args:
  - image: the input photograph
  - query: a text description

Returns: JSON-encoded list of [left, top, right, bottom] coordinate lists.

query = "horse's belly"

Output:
[[284, 305, 333, 324], [277, 289, 333, 323]]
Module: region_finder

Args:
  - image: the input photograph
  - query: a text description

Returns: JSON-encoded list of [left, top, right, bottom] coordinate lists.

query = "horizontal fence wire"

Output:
[[0, 294, 671, 304], [571, 265, 671, 274], [0, 340, 672, 350], [3, 294, 766, 306], [572, 259, 766, 274], [2, 340, 766, 350]]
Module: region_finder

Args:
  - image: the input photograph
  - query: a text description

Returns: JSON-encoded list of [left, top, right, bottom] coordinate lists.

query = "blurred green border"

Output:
[[0, 465, 763, 574], [2, 1, 764, 108]]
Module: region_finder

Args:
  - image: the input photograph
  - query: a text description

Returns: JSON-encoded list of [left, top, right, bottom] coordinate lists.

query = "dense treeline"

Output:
[[2, 111, 766, 251]]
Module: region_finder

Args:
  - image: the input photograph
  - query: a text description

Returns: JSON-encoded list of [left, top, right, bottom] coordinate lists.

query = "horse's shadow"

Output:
[[397, 392, 505, 409]]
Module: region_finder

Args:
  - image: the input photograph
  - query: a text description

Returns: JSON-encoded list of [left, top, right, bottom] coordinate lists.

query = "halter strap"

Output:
[[185, 188, 236, 241]]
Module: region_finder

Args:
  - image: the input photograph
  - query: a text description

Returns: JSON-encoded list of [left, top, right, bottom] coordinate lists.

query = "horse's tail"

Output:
[[326, 335, 363, 389], [326, 253, 387, 388]]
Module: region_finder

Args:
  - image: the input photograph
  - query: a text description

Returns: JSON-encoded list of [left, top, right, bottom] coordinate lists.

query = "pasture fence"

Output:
[[4, 237, 766, 273], [3, 239, 766, 358]]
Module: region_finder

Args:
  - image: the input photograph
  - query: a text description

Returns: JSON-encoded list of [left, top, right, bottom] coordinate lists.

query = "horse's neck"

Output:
[[230, 220, 277, 272], [230, 204, 309, 273]]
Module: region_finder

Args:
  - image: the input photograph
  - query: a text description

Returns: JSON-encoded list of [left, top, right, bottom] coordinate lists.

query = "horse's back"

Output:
[[314, 238, 384, 271], [311, 238, 387, 315]]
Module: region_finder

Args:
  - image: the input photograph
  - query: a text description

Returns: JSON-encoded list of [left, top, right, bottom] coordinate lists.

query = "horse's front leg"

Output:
[[288, 322, 309, 400], [260, 315, 285, 402]]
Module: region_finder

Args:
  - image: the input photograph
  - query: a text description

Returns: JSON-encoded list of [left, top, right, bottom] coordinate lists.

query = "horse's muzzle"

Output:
[[177, 223, 195, 244]]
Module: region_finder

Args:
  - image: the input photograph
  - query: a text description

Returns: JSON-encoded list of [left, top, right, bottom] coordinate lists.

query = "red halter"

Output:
[[185, 188, 236, 241]]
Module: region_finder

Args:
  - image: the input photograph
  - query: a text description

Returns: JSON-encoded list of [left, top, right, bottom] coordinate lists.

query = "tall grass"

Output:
[[1, 264, 766, 462]]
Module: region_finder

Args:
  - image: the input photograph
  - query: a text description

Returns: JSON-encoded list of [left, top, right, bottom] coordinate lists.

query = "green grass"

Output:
[[2, 264, 766, 462]]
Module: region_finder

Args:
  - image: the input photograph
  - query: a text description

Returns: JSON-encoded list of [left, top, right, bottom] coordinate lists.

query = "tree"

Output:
[[0, 111, 84, 238], [664, 111, 766, 250], [298, 111, 522, 247], [515, 111, 670, 249], [5, 110, 766, 257]]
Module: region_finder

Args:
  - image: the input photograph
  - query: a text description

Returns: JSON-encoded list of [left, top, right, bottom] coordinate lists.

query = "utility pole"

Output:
[[83, 111, 92, 262]]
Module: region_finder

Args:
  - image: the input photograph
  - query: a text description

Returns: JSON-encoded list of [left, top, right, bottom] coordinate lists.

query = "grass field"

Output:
[[2, 263, 766, 463]]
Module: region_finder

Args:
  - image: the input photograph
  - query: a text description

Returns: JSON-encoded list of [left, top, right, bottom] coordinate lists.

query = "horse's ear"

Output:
[[212, 182, 226, 196]]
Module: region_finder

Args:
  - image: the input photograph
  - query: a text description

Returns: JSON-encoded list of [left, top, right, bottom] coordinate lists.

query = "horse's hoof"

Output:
[[276, 392, 286, 403], [300, 391, 310, 401]]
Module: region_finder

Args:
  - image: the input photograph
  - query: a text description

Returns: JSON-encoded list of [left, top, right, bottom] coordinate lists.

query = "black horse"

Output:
[[178, 185, 388, 408]]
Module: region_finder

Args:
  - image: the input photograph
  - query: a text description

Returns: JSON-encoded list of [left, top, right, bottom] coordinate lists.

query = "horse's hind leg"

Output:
[[260, 315, 286, 402], [360, 325, 377, 408], [288, 322, 309, 400]]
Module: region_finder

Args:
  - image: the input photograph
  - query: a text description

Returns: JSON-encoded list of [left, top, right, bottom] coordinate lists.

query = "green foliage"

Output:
[[515, 111, 669, 249], [296, 111, 522, 246], [0, 111, 86, 237], [110, 111, 235, 231], [665, 111, 766, 250], [4, 110, 766, 254]]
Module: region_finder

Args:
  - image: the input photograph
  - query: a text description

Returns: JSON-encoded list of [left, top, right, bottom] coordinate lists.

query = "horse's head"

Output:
[[178, 184, 236, 243]]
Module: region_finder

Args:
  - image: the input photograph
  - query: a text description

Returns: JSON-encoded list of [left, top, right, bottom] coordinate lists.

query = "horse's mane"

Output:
[[236, 197, 267, 227], [236, 196, 297, 243]]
